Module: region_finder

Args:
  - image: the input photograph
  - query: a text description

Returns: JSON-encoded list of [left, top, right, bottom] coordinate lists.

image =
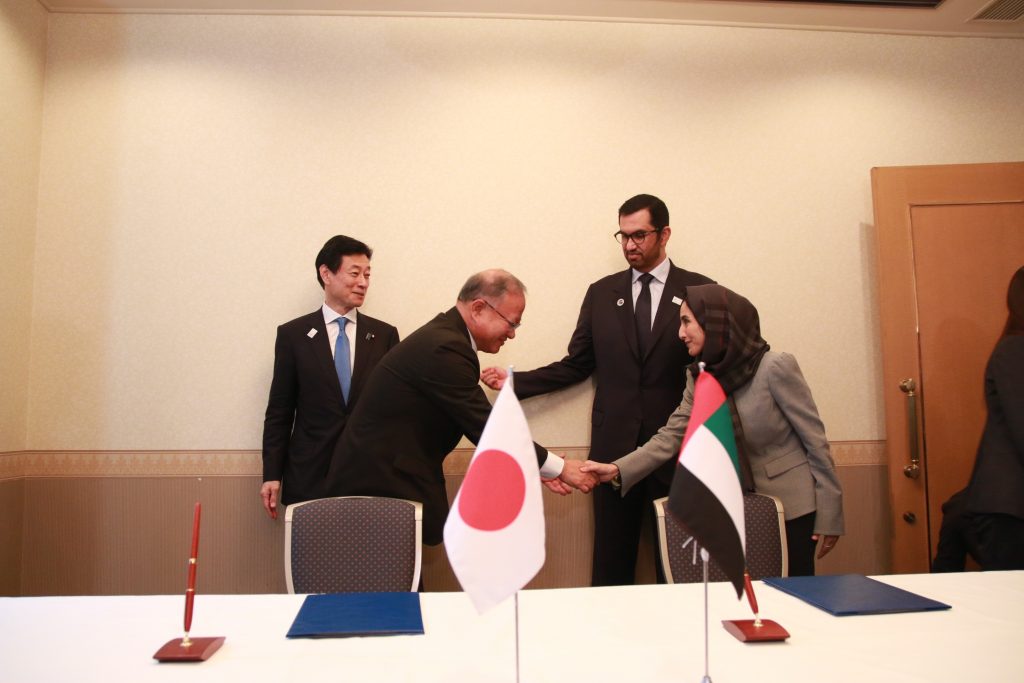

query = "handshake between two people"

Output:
[[543, 460, 621, 496], [544, 459, 599, 496], [480, 366, 620, 498]]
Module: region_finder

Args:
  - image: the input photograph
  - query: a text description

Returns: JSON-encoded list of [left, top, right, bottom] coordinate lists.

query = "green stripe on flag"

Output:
[[703, 402, 740, 479]]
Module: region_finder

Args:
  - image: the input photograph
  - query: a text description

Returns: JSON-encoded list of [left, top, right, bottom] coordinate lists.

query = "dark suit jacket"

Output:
[[262, 308, 399, 505], [966, 335, 1024, 519], [514, 261, 714, 485], [324, 307, 547, 545]]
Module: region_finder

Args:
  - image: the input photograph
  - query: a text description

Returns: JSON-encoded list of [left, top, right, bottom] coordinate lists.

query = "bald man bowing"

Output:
[[324, 269, 597, 545]]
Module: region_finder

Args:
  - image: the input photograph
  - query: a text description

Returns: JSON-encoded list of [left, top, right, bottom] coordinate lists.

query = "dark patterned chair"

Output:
[[653, 493, 788, 583], [284, 496, 423, 593]]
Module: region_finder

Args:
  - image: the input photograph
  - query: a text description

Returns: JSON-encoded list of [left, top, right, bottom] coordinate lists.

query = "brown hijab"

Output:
[[683, 284, 770, 492], [684, 284, 770, 394]]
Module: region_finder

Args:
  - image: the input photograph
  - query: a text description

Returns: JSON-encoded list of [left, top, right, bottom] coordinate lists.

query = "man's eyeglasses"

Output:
[[613, 229, 660, 246], [482, 299, 521, 330]]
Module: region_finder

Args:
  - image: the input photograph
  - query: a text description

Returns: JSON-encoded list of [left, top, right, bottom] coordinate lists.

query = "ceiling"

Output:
[[36, 0, 1024, 38]]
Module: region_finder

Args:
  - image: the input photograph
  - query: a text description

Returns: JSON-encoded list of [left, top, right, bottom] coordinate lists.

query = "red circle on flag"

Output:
[[457, 449, 526, 531]]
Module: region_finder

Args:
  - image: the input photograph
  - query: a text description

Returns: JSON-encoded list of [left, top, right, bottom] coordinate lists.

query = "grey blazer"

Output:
[[616, 351, 844, 536]]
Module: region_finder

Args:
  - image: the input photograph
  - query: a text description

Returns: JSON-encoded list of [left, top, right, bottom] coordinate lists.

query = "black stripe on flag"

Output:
[[667, 463, 745, 598]]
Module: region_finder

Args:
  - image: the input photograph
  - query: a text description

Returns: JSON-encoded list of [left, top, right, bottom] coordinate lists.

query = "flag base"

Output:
[[153, 636, 225, 661], [722, 619, 790, 642]]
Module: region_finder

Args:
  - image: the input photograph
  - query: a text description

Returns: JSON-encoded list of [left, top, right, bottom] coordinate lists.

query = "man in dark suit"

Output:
[[323, 269, 597, 546], [482, 195, 715, 585], [261, 235, 399, 519]]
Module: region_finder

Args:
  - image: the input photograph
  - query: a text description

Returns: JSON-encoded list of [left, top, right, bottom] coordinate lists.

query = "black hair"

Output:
[[315, 235, 372, 288], [618, 194, 669, 231]]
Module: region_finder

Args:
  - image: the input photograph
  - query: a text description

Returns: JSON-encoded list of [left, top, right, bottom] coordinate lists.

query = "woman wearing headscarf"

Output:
[[582, 283, 843, 576]]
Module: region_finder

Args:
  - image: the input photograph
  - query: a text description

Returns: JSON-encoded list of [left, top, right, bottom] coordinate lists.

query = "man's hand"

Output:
[[814, 534, 840, 559], [559, 459, 598, 493], [542, 477, 573, 495], [480, 366, 508, 390], [579, 461, 620, 484], [260, 480, 281, 520]]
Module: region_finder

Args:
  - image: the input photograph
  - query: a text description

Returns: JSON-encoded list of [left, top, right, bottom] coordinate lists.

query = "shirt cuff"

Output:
[[539, 451, 564, 479]]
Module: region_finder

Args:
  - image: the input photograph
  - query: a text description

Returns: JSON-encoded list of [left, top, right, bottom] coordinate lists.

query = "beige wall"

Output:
[[0, 0, 46, 453], [23, 14, 1024, 454], [1, 9, 1021, 595]]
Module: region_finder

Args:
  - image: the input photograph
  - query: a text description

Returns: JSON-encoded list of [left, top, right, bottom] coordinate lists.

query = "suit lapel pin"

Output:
[[307, 328, 318, 338], [365, 333, 375, 341], [616, 298, 625, 307], [671, 296, 683, 306]]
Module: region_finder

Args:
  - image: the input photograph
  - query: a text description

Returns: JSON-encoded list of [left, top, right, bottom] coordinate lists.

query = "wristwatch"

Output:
[[610, 471, 622, 490]]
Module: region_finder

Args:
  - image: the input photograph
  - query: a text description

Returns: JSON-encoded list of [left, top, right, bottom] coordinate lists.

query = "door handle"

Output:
[[899, 378, 921, 479]]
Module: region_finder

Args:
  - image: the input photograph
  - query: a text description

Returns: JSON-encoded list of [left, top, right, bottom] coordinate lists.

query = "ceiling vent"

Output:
[[971, 0, 1024, 20], [774, 0, 941, 5]]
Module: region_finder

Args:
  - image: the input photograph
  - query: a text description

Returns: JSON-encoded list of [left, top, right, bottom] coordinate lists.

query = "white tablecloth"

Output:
[[4, 572, 1021, 683], [1, 592, 516, 683], [517, 571, 1024, 683]]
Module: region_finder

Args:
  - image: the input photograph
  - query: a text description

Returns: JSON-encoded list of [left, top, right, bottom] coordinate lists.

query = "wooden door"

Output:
[[912, 203, 1024, 563], [871, 162, 1024, 574]]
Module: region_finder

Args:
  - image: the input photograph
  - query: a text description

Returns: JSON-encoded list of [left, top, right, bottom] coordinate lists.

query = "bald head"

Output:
[[457, 269, 527, 303], [456, 269, 527, 354]]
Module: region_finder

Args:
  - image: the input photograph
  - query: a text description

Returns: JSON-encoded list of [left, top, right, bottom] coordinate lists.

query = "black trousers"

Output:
[[932, 487, 1024, 572], [591, 476, 669, 586], [785, 512, 818, 577], [969, 514, 1024, 569], [932, 488, 971, 573]]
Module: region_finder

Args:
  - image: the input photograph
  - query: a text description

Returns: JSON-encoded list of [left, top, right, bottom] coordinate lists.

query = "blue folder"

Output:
[[286, 592, 425, 638], [762, 574, 952, 616]]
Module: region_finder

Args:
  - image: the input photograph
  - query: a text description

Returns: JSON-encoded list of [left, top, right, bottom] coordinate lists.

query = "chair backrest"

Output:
[[653, 493, 788, 583], [284, 496, 423, 593]]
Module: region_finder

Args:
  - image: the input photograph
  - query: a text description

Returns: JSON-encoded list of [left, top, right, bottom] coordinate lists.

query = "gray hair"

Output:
[[457, 269, 527, 302]]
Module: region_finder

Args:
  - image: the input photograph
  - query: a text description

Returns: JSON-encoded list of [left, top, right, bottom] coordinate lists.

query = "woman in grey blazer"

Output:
[[582, 284, 843, 576]]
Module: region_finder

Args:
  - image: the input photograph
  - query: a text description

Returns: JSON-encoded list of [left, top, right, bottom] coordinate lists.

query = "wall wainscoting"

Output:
[[0, 444, 888, 596]]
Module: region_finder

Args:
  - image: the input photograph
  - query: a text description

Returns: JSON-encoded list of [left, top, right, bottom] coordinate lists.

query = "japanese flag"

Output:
[[443, 374, 545, 613]]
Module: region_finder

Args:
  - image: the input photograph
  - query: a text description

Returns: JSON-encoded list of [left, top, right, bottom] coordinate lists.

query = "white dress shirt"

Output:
[[631, 258, 671, 331]]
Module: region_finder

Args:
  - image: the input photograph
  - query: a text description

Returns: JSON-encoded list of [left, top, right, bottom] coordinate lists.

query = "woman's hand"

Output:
[[813, 534, 840, 559], [579, 461, 620, 484]]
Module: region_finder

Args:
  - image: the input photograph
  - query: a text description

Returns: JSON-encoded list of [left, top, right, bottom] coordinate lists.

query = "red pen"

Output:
[[723, 570, 790, 642], [743, 570, 762, 627], [183, 502, 201, 646], [154, 501, 224, 662]]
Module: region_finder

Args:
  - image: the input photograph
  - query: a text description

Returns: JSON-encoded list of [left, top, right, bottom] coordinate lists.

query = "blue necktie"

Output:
[[334, 318, 352, 403]]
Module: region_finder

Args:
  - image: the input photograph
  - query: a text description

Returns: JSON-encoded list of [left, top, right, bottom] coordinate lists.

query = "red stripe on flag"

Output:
[[681, 371, 728, 452]]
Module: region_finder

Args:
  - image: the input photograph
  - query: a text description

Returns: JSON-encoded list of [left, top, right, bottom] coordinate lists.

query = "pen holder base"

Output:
[[153, 636, 225, 662], [722, 619, 790, 642]]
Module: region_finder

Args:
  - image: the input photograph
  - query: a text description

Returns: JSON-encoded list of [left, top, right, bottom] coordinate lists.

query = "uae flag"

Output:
[[667, 367, 747, 598], [443, 373, 545, 613]]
